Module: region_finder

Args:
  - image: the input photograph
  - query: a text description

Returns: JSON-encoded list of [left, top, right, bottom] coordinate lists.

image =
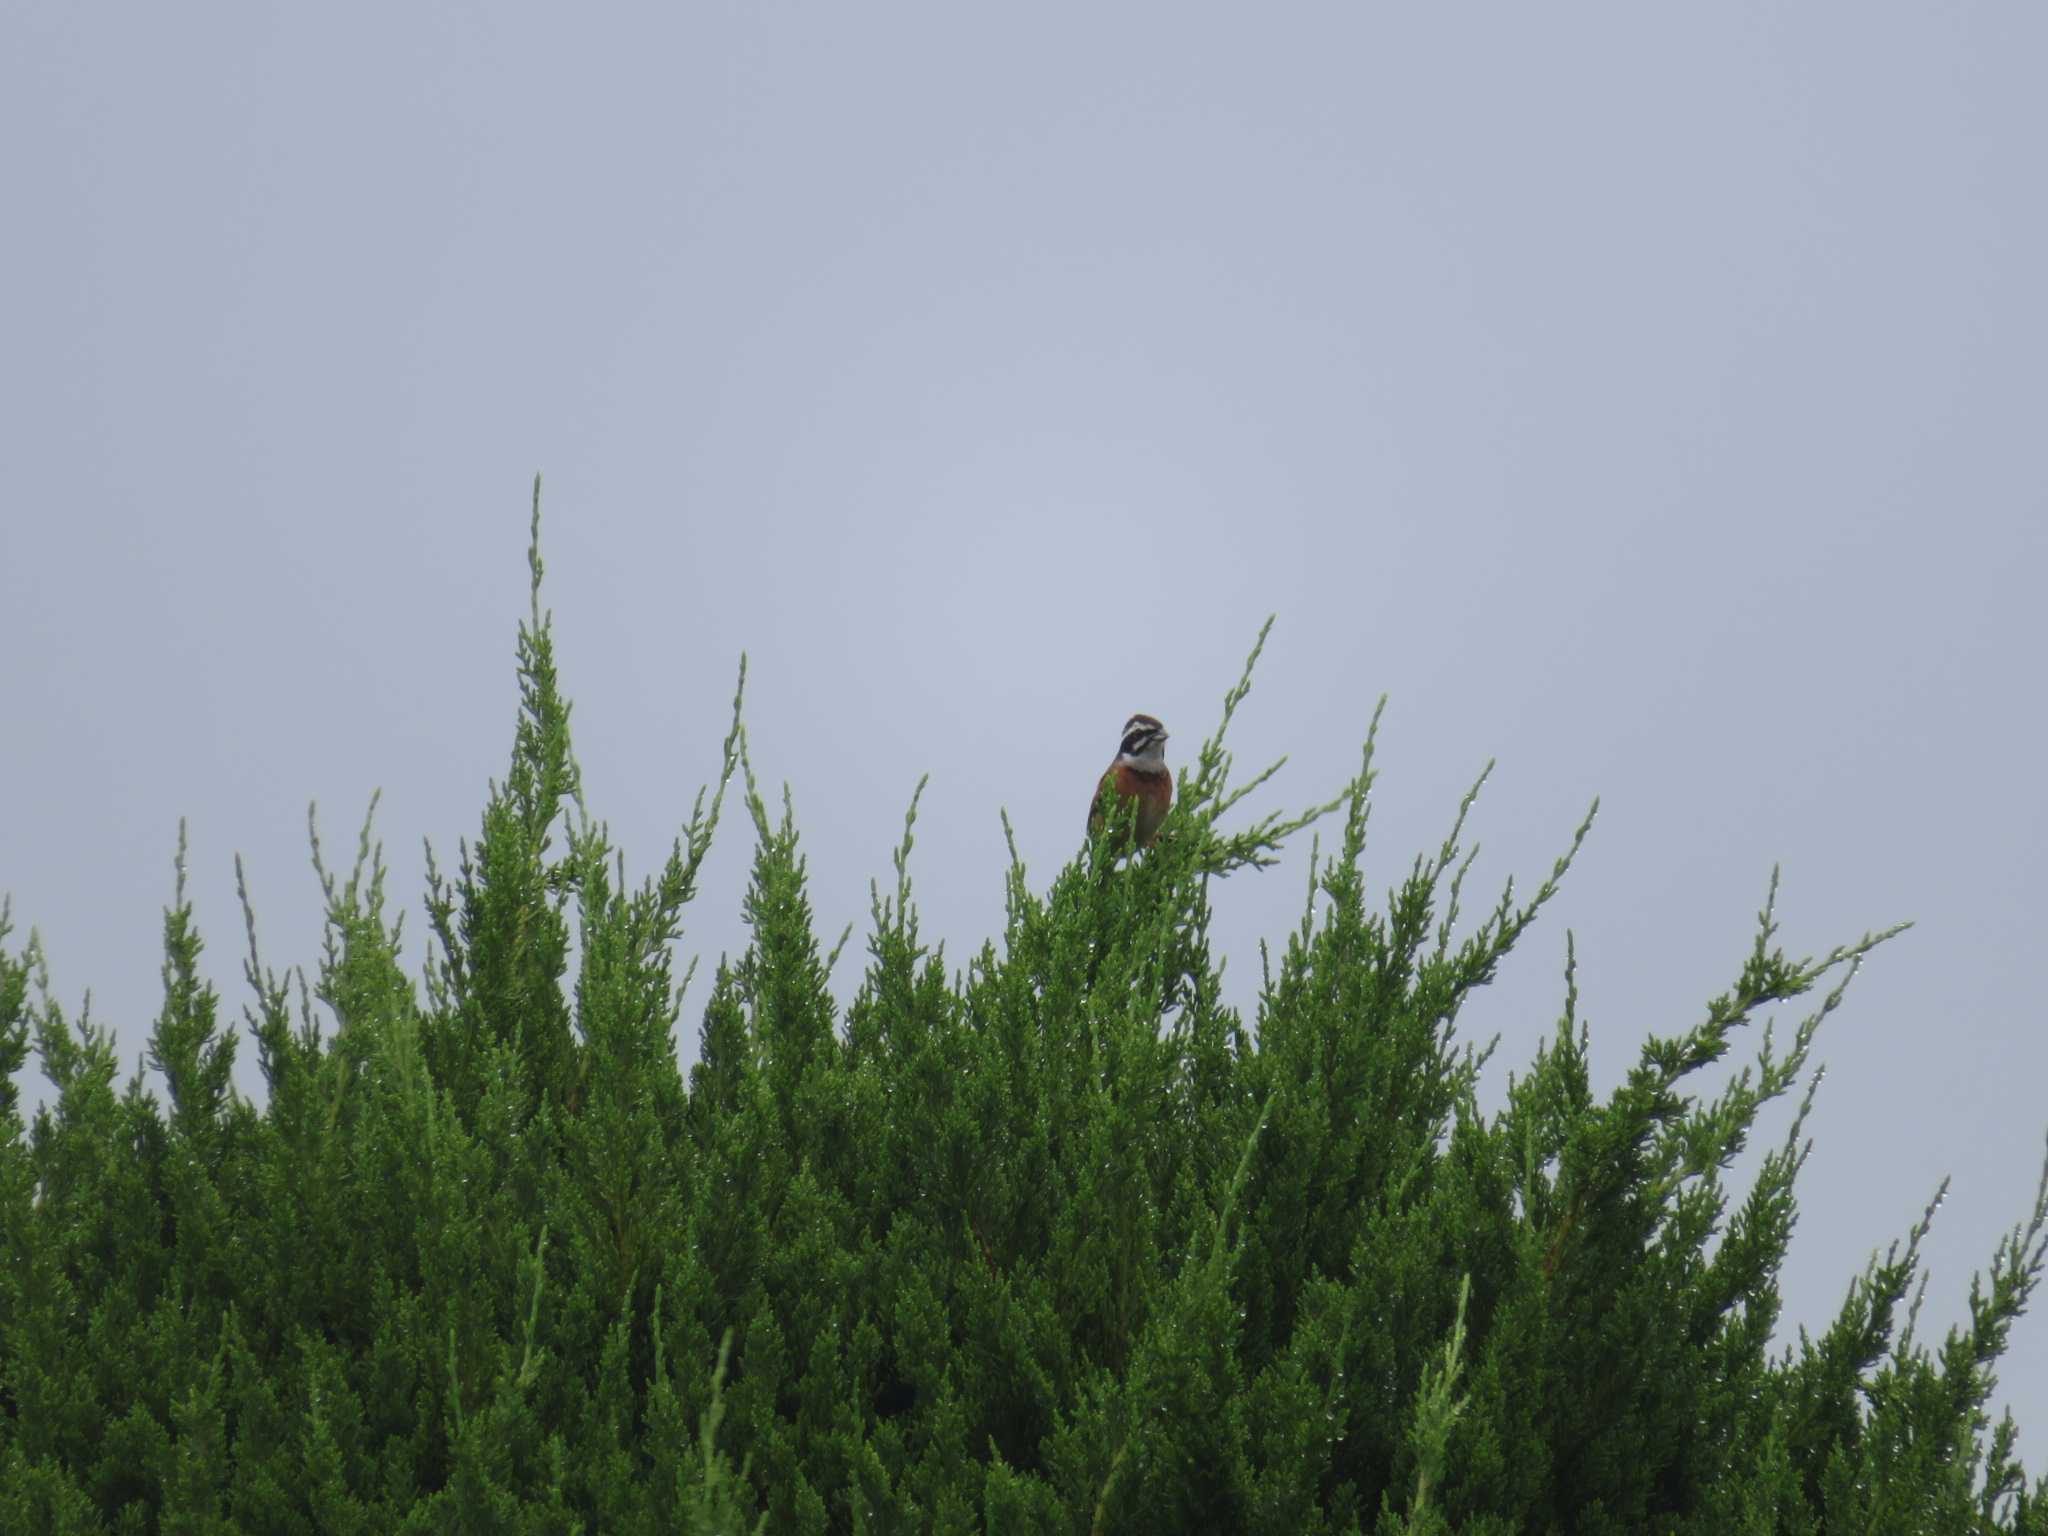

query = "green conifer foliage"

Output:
[[2, 486, 2044, 1533]]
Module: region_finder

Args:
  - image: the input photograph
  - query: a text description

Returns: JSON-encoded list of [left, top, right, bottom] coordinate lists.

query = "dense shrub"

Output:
[[4, 494, 2044, 1532]]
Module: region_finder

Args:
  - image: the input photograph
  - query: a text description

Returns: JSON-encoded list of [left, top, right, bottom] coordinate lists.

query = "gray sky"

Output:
[[6, 5, 2045, 1444]]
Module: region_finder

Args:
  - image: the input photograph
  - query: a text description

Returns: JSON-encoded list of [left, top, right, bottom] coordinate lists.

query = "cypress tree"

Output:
[[2, 484, 2043, 1533]]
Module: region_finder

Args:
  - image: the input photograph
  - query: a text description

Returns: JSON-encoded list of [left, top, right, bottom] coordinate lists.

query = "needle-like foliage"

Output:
[[2, 490, 2044, 1533]]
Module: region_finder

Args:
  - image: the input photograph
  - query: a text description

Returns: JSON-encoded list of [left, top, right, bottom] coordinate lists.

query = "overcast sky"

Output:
[[5, 5, 2044, 1446]]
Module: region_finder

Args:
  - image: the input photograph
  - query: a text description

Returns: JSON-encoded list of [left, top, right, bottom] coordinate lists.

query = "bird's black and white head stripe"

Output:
[[1118, 713, 1168, 763]]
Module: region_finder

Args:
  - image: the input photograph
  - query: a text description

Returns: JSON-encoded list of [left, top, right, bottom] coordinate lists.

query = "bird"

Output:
[[1088, 713, 1173, 850]]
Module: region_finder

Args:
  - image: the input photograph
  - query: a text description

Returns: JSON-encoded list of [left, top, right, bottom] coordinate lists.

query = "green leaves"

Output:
[[1, 501, 2043, 1533]]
